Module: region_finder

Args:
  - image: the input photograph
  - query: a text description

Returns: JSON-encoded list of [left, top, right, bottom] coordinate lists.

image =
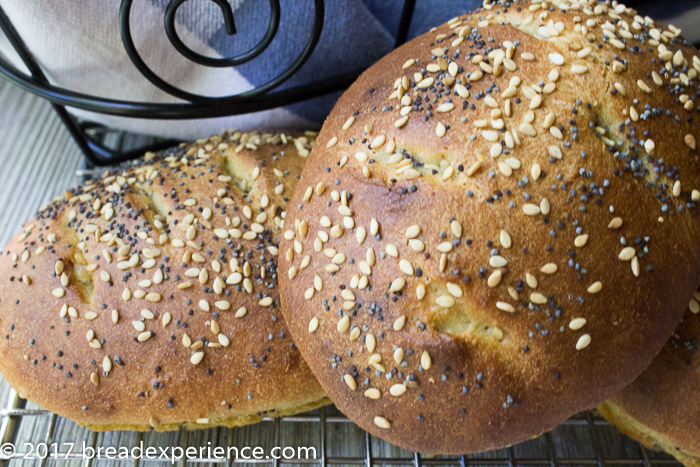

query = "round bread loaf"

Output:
[[599, 292, 700, 467], [279, 0, 700, 454], [0, 130, 327, 431]]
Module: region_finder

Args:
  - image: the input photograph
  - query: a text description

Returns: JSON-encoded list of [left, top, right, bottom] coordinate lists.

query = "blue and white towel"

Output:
[[0, 0, 698, 140]]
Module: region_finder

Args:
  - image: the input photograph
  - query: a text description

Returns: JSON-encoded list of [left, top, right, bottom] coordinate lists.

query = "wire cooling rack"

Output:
[[0, 386, 683, 467]]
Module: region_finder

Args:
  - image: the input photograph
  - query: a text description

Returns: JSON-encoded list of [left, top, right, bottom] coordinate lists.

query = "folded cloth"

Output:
[[0, 0, 697, 140]]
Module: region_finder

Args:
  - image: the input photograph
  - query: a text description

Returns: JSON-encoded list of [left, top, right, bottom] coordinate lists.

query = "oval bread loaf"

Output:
[[600, 291, 700, 467], [0, 130, 327, 431], [279, 0, 700, 454]]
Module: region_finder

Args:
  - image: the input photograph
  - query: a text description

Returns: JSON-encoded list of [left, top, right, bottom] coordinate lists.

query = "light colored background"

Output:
[[0, 79, 82, 247]]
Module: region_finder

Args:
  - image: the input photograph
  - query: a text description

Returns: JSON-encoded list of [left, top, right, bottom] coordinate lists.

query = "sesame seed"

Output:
[[451, 221, 462, 239], [608, 217, 623, 229], [488, 270, 502, 288], [342, 116, 355, 130], [455, 84, 469, 98], [374, 416, 391, 429], [577, 47, 592, 58], [421, 351, 432, 370], [190, 352, 204, 365], [523, 204, 541, 216], [366, 333, 376, 352], [437, 241, 453, 253], [619, 247, 635, 261], [417, 77, 435, 89], [673, 181, 682, 197], [103, 356, 112, 373], [636, 80, 651, 94], [436, 295, 456, 308], [576, 334, 592, 350], [496, 302, 515, 313], [446, 282, 463, 298], [399, 259, 414, 275], [337, 315, 350, 333], [673, 49, 685, 66], [436, 122, 446, 137], [308, 317, 319, 333], [344, 374, 357, 390], [569, 318, 586, 330], [500, 230, 512, 249], [467, 161, 482, 176], [416, 284, 426, 300], [389, 278, 406, 293], [530, 293, 547, 304], [482, 130, 499, 142], [395, 116, 409, 128], [370, 135, 386, 149], [685, 134, 696, 150], [392, 315, 407, 332], [137, 331, 153, 342], [520, 123, 537, 137], [525, 273, 538, 289], [531, 163, 542, 180], [491, 144, 503, 158], [644, 139, 655, 154], [468, 70, 483, 82], [548, 53, 565, 65], [574, 234, 588, 248], [631, 256, 640, 277]]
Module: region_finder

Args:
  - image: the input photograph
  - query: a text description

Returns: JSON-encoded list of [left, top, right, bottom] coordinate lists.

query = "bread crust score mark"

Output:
[[280, 0, 700, 454]]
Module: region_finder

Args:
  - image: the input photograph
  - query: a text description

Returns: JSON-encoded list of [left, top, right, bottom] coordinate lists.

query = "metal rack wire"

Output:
[[0, 386, 682, 467]]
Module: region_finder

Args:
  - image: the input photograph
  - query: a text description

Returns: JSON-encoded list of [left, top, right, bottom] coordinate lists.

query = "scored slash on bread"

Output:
[[0, 130, 327, 431]]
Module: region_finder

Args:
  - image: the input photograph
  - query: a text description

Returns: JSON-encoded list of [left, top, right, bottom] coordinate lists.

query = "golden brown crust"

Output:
[[279, 0, 700, 454], [599, 402, 700, 467], [0, 130, 327, 431], [600, 298, 700, 466]]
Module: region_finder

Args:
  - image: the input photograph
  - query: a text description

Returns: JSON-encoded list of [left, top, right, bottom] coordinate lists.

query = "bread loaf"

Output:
[[279, 0, 700, 454], [599, 292, 700, 467], [0, 130, 327, 431]]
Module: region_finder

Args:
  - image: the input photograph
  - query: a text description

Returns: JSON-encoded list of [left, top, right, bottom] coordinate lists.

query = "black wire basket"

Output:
[[0, 0, 417, 165]]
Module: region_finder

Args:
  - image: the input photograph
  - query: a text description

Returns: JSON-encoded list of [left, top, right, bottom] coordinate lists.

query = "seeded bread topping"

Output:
[[279, 0, 700, 454], [0, 130, 327, 431], [600, 291, 700, 467]]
